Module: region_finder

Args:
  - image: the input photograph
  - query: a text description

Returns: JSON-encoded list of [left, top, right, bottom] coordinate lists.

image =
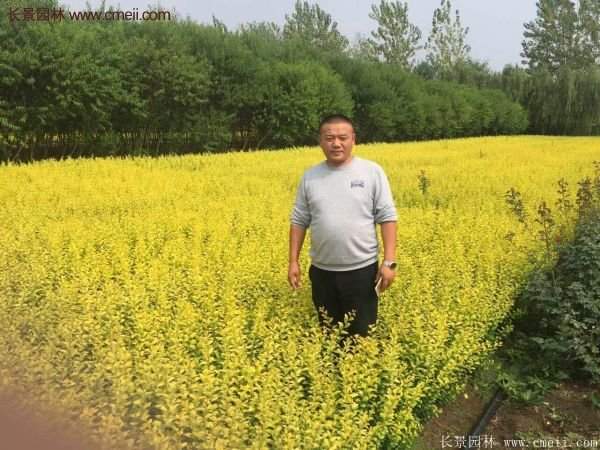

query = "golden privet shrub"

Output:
[[0, 136, 598, 449]]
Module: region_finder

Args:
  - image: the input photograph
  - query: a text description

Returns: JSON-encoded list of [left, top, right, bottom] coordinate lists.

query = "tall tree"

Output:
[[283, 1, 349, 53], [238, 21, 282, 40], [348, 32, 380, 61], [425, 0, 471, 79], [522, 0, 600, 72], [578, 0, 600, 64], [365, 0, 422, 68], [236, 22, 282, 64]]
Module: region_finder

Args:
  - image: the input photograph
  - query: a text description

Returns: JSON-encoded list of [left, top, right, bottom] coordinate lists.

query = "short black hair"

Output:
[[319, 114, 355, 133]]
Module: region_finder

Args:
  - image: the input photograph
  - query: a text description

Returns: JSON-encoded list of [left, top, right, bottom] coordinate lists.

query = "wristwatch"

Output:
[[383, 260, 397, 270]]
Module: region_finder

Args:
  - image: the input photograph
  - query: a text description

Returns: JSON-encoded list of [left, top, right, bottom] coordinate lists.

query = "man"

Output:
[[288, 114, 398, 338]]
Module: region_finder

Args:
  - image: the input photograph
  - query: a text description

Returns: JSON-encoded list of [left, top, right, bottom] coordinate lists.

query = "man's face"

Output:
[[319, 121, 355, 166]]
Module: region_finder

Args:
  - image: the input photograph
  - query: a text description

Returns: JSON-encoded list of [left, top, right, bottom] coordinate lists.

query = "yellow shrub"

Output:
[[0, 136, 597, 449]]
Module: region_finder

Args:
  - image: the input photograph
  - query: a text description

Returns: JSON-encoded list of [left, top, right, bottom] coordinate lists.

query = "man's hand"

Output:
[[289, 225, 306, 290], [288, 261, 302, 290], [378, 221, 397, 294], [375, 264, 396, 293]]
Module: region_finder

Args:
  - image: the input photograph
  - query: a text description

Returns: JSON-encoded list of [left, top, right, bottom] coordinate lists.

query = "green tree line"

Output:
[[421, 0, 600, 136], [0, 0, 528, 162], [511, 0, 600, 135]]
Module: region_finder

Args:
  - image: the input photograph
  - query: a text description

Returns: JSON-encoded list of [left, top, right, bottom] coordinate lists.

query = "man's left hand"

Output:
[[375, 264, 396, 294]]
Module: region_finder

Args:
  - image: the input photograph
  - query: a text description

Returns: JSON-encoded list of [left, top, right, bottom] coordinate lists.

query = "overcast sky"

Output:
[[60, 0, 538, 70]]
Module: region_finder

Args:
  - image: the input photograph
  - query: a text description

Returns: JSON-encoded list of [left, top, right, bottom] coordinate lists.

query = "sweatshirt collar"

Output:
[[324, 155, 357, 171]]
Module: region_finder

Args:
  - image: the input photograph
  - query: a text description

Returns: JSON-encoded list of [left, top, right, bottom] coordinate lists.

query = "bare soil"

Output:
[[413, 381, 600, 450], [0, 390, 100, 450]]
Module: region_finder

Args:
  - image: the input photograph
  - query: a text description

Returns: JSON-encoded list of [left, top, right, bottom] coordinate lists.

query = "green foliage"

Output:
[[283, 0, 348, 54], [515, 207, 600, 379], [591, 392, 600, 409], [418, 170, 430, 196], [522, 0, 600, 72], [425, 0, 470, 80], [366, 0, 422, 68], [488, 64, 600, 135], [331, 57, 526, 143], [498, 163, 600, 403], [417, 2, 600, 137], [0, 3, 527, 162], [505, 187, 528, 225], [495, 1, 600, 135], [252, 61, 353, 148]]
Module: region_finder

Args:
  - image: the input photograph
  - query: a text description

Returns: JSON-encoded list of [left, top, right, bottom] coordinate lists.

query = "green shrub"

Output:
[[499, 166, 600, 401], [517, 207, 600, 381]]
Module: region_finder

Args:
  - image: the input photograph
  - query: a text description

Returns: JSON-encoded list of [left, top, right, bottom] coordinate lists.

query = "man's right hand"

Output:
[[288, 261, 302, 290]]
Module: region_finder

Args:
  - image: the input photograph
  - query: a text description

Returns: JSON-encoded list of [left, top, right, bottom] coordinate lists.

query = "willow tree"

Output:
[[518, 0, 600, 135]]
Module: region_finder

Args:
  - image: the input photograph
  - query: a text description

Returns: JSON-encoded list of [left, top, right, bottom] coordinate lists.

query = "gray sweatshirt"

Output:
[[290, 156, 397, 271]]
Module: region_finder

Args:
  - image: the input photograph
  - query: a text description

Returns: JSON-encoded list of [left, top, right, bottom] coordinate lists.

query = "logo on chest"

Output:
[[350, 179, 365, 188]]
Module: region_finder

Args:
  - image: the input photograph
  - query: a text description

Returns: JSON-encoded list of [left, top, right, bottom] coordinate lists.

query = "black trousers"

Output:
[[308, 261, 379, 338]]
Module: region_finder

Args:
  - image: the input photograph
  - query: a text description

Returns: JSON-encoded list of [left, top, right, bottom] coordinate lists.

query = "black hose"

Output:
[[466, 387, 506, 448]]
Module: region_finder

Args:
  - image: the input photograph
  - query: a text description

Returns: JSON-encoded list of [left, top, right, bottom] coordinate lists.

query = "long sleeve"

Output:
[[290, 175, 311, 229], [373, 166, 397, 224]]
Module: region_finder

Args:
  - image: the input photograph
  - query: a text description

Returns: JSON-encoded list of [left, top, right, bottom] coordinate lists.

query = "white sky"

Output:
[[60, 0, 538, 70]]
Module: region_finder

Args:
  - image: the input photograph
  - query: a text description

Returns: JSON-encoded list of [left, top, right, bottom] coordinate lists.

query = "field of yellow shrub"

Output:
[[0, 136, 598, 449]]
